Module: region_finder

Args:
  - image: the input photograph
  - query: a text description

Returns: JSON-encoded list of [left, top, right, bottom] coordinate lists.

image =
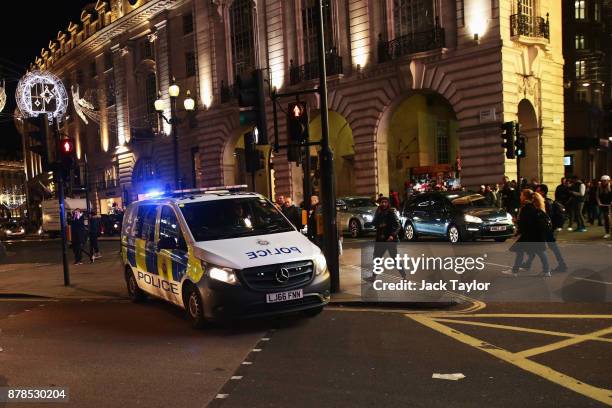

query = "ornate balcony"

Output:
[[510, 13, 549, 40], [378, 26, 445, 63], [289, 50, 343, 86]]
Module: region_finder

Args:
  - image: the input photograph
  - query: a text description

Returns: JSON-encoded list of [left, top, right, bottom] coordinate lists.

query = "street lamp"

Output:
[[154, 77, 196, 189]]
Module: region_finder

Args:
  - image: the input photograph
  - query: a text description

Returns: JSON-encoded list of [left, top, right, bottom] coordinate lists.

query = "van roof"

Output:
[[132, 191, 262, 207]]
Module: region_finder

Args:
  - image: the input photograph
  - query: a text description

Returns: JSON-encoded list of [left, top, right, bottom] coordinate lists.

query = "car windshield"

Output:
[[180, 197, 295, 241], [345, 198, 377, 208], [450, 194, 489, 208]]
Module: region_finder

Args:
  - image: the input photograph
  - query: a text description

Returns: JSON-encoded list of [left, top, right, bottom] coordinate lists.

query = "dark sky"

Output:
[[0, 0, 93, 160]]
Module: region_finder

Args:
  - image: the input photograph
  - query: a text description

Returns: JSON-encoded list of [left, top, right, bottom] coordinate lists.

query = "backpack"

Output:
[[549, 200, 566, 229], [536, 208, 553, 233]]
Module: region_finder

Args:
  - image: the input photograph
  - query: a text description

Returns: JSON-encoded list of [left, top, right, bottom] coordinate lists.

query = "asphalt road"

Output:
[[0, 300, 610, 408]]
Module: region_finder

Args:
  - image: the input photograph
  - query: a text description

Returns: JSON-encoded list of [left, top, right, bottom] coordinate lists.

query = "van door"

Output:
[[134, 205, 159, 295], [155, 206, 188, 305]]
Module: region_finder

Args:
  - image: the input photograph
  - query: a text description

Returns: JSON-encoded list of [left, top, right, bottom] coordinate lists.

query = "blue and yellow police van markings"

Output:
[[157, 251, 174, 281], [172, 252, 189, 282], [135, 238, 147, 272], [186, 247, 204, 283], [125, 236, 136, 268]]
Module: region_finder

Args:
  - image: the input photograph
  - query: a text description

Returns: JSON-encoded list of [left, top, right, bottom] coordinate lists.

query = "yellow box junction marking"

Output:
[[409, 314, 612, 406]]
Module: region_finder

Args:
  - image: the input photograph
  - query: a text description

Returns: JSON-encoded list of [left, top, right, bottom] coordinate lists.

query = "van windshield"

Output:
[[180, 197, 295, 241]]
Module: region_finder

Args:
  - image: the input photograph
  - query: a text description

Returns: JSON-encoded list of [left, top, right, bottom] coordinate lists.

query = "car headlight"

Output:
[[362, 214, 373, 222], [208, 265, 238, 285], [464, 214, 483, 224], [505, 213, 514, 224], [313, 251, 327, 276]]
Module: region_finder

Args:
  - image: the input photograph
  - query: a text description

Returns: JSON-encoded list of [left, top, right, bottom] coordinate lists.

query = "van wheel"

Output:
[[447, 225, 461, 243], [126, 269, 146, 303], [304, 306, 323, 318], [186, 286, 206, 329]]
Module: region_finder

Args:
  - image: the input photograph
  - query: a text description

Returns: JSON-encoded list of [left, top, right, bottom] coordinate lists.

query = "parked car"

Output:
[[100, 213, 123, 236], [401, 192, 515, 243], [0, 221, 27, 240], [336, 197, 378, 238]]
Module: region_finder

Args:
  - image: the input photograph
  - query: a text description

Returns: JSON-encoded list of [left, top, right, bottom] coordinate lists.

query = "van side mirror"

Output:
[[157, 236, 177, 251]]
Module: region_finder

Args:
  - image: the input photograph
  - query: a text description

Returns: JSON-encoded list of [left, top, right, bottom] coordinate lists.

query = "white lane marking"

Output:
[[241, 361, 253, 365], [486, 262, 512, 268], [573, 277, 612, 285], [252, 348, 262, 352], [261, 338, 270, 341], [215, 394, 229, 399], [231, 376, 243, 380]]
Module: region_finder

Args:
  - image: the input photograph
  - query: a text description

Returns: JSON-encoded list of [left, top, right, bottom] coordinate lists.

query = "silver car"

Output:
[[336, 197, 378, 238]]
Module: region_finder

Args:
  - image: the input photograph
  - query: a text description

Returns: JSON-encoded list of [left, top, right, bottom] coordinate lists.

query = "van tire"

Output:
[[185, 285, 206, 329], [126, 268, 146, 303], [304, 306, 323, 318]]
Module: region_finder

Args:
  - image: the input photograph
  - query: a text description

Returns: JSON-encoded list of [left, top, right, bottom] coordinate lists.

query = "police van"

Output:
[[121, 186, 330, 328]]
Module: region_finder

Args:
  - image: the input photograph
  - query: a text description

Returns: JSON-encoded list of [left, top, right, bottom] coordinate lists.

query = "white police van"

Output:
[[121, 186, 330, 328]]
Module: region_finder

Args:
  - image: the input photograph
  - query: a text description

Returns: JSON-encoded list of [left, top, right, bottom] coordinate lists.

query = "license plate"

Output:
[[266, 289, 304, 303], [490, 226, 507, 232]]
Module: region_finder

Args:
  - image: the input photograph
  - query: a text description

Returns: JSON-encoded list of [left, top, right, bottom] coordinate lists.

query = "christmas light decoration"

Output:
[[16, 70, 68, 121], [0, 187, 26, 210]]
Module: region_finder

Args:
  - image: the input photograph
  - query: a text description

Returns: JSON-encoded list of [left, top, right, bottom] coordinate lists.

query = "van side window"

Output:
[[160, 206, 186, 250], [135, 205, 157, 242]]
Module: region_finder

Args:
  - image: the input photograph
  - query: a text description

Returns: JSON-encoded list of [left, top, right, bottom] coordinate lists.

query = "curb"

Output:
[[328, 300, 458, 309]]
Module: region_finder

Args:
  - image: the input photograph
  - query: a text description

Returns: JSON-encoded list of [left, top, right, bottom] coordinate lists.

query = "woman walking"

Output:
[[508, 189, 550, 277], [597, 175, 611, 239]]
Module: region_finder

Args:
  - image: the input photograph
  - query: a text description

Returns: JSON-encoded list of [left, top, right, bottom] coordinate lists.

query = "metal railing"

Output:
[[289, 51, 343, 86], [510, 13, 549, 39], [94, 178, 119, 191], [378, 27, 445, 63]]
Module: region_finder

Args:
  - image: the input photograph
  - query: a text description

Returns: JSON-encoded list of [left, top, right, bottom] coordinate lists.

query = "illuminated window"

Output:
[[519, 0, 534, 17], [575, 0, 585, 19], [575, 34, 585, 50], [229, 0, 255, 78], [393, 0, 434, 38], [301, 0, 333, 62], [575, 60, 586, 79]]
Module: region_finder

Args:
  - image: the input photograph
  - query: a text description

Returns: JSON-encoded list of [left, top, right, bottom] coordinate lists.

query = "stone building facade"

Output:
[[29, 0, 565, 209]]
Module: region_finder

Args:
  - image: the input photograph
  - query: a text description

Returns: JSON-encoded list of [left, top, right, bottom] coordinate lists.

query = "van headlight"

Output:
[[313, 251, 327, 276], [208, 265, 238, 285], [464, 214, 483, 224]]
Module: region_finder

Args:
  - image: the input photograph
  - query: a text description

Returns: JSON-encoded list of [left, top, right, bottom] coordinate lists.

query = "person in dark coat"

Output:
[[366, 197, 401, 280], [508, 190, 550, 276], [307, 195, 321, 247], [282, 197, 302, 230], [70, 209, 86, 265], [89, 211, 102, 259]]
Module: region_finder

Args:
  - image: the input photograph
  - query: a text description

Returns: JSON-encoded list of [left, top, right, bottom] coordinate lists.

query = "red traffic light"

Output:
[[292, 104, 303, 117], [59, 138, 75, 155]]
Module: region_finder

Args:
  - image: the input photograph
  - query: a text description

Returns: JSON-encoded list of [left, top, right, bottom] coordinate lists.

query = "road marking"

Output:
[[241, 361, 253, 365], [515, 327, 612, 359], [252, 348, 262, 352], [215, 394, 229, 399], [432, 313, 612, 319], [432, 318, 612, 344], [485, 262, 512, 268], [230, 376, 243, 380], [410, 315, 612, 406], [573, 277, 612, 285]]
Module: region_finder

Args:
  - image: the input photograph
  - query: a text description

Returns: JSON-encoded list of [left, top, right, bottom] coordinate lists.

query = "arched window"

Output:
[[301, 0, 334, 63], [230, 0, 255, 77], [393, 0, 434, 38]]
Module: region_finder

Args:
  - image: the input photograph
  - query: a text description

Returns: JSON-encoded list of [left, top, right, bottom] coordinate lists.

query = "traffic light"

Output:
[[58, 137, 76, 180], [244, 131, 264, 173], [501, 121, 515, 159], [515, 135, 526, 158], [287, 102, 309, 144], [26, 113, 55, 171], [237, 69, 268, 145]]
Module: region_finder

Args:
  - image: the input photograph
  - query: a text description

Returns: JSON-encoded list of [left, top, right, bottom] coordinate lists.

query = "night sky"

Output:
[[0, 0, 93, 161]]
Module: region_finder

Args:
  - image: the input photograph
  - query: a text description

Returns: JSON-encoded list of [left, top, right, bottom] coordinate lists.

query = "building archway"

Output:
[[517, 99, 540, 182], [222, 128, 274, 198], [309, 111, 355, 197], [377, 92, 459, 197]]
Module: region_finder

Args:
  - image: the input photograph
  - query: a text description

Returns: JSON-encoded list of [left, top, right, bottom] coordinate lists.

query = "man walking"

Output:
[[597, 175, 611, 239], [282, 196, 302, 230], [70, 209, 86, 265], [366, 197, 401, 281], [89, 211, 102, 259], [569, 176, 587, 232]]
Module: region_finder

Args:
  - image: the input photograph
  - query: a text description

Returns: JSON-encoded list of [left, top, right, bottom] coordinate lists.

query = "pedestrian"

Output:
[[390, 189, 400, 209], [507, 189, 550, 277], [596, 175, 612, 239], [70, 208, 86, 265], [586, 179, 602, 226], [282, 196, 302, 230], [484, 185, 496, 207], [569, 176, 587, 232], [274, 194, 285, 211], [376, 193, 384, 204], [307, 195, 322, 247], [89, 210, 102, 259], [523, 185, 567, 273], [366, 197, 401, 281]]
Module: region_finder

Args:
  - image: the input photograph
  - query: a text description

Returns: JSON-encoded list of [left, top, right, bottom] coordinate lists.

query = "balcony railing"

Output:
[[289, 50, 343, 86], [510, 13, 549, 40], [95, 178, 119, 191], [378, 26, 445, 63]]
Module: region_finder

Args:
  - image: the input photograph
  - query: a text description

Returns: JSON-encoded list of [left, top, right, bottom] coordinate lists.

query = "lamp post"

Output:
[[154, 77, 196, 189]]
